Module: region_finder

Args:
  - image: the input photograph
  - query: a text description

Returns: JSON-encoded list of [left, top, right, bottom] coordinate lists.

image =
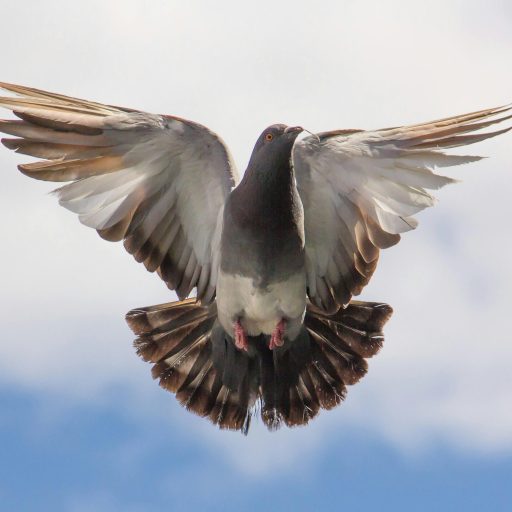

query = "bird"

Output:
[[0, 83, 510, 434]]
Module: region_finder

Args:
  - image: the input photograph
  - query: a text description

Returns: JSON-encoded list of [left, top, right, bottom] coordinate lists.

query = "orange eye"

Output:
[[265, 133, 273, 141]]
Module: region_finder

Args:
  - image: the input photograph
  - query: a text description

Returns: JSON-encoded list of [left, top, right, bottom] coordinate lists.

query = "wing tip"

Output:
[[1, 137, 17, 150]]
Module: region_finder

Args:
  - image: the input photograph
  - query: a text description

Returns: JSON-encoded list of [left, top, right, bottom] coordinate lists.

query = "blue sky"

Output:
[[2, 388, 512, 511], [1, 1, 511, 511]]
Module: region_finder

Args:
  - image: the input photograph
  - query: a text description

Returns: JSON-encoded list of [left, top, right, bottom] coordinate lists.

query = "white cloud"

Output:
[[1, 0, 511, 475]]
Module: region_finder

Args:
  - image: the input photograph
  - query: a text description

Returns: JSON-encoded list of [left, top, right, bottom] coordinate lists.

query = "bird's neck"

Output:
[[237, 156, 297, 212], [233, 163, 297, 231]]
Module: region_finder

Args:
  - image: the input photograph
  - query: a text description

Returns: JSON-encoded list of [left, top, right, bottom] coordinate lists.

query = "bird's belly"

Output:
[[217, 270, 306, 338]]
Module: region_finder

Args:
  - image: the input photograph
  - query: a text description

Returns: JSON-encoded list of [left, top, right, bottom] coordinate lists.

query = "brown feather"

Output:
[[126, 298, 204, 335], [0, 119, 111, 146], [365, 215, 401, 249], [410, 127, 512, 150], [387, 104, 511, 134], [18, 155, 124, 182], [141, 211, 179, 272], [1, 138, 112, 160], [97, 212, 134, 242], [355, 222, 379, 264], [14, 110, 104, 135], [0, 82, 120, 114], [402, 112, 512, 145]]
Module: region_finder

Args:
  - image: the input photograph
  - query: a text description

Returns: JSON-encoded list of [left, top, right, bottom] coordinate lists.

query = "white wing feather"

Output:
[[0, 83, 238, 301], [294, 106, 511, 312]]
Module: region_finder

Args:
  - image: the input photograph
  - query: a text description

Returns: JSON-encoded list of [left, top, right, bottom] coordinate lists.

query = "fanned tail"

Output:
[[126, 299, 393, 433], [126, 299, 255, 433], [256, 301, 393, 429]]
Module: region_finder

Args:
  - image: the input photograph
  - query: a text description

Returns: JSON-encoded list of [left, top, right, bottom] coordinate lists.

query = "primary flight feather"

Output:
[[1, 82, 510, 433]]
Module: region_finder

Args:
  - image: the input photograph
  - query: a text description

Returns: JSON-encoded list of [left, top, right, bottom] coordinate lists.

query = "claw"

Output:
[[269, 319, 286, 350], [234, 319, 248, 351]]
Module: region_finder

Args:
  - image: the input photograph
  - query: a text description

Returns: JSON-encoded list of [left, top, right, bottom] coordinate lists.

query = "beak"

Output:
[[284, 125, 303, 135]]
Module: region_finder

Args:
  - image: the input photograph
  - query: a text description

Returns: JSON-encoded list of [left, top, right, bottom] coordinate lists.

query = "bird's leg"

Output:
[[234, 319, 249, 351], [269, 318, 286, 350]]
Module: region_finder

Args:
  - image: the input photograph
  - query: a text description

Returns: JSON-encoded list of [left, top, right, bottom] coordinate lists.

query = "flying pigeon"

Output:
[[1, 83, 510, 433]]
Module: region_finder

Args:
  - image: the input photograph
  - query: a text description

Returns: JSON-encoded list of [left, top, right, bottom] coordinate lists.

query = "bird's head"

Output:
[[247, 124, 303, 171]]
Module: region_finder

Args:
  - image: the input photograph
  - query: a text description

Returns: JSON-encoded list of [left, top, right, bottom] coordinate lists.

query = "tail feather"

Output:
[[308, 300, 390, 358], [127, 299, 253, 433], [128, 298, 210, 336], [125, 299, 393, 433]]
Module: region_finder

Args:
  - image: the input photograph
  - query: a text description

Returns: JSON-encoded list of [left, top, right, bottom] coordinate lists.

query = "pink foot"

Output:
[[269, 319, 286, 350], [234, 319, 248, 351]]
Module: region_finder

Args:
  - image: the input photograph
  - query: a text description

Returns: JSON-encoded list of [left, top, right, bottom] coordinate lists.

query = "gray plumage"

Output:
[[0, 82, 510, 432]]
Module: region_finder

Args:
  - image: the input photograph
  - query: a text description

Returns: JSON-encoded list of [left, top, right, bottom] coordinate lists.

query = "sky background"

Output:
[[1, 1, 511, 510]]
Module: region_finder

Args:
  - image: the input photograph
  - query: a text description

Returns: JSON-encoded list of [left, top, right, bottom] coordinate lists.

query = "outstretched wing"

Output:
[[0, 83, 238, 302], [293, 105, 512, 313]]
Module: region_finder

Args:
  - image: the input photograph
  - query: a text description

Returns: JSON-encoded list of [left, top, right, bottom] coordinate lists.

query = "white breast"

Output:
[[216, 270, 306, 338]]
